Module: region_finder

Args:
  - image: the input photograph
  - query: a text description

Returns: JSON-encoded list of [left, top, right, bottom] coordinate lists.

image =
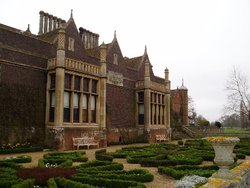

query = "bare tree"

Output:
[[225, 66, 250, 128], [188, 96, 197, 125]]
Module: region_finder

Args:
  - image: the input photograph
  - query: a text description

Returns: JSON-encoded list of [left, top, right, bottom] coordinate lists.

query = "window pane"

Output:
[[83, 78, 89, 92], [51, 92, 55, 107], [138, 115, 144, 124], [65, 74, 71, 89], [138, 92, 144, 102], [91, 96, 96, 110], [82, 94, 87, 109], [73, 93, 79, 108], [74, 76, 81, 91], [64, 92, 70, 108], [50, 74, 55, 89], [139, 104, 144, 114], [92, 80, 97, 93], [73, 108, 79, 122]]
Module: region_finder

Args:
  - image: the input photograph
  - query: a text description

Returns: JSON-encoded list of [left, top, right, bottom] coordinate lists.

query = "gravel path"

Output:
[[0, 144, 176, 188]]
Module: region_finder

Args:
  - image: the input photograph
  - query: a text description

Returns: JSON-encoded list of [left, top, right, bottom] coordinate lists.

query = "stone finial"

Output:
[[165, 67, 169, 81], [70, 9, 73, 19], [113, 30, 117, 42], [25, 24, 31, 33], [144, 45, 147, 55]]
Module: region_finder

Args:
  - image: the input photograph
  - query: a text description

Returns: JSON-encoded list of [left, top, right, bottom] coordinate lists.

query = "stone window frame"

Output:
[[49, 73, 56, 122], [68, 37, 75, 51], [64, 72, 99, 124], [113, 53, 118, 65], [137, 91, 145, 125], [150, 91, 166, 125]]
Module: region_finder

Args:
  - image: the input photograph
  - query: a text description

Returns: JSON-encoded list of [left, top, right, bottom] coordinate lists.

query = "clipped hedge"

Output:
[[43, 151, 87, 162], [0, 167, 21, 188], [47, 178, 57, 188], [0, 147, 43, 154], [158, 165, 218, 179], [1, 155, 32, 163], [0, 161, 23, 170], [38, 159, 73, 168], [95, 149, 113, 162], [16, 167, 78, 186], [11, 179, 35, 188], [55, 177, 96, 188], [71, 176, 146, 188]]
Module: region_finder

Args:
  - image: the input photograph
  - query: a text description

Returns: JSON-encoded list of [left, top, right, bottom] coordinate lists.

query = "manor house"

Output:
[[0, 11, 178, 150]]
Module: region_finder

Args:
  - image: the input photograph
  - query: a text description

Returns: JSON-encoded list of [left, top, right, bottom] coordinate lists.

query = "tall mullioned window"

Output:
[[49, 73, 55, 122], [64, 74, 71, 122], [150, 92, 165, 125], [62, 73, 98, 124], [138, 91, 144, 125]]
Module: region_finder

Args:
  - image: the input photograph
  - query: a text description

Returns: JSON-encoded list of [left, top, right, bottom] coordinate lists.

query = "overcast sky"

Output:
[[1, 0, 250, 122]]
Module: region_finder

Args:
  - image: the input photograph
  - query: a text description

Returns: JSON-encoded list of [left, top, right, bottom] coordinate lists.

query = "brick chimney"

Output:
[[79, 27, 99, 49], [38, 11, 66, 34]]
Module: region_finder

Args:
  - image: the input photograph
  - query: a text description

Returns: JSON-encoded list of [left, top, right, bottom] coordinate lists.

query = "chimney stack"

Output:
[[79, 27, 99, 49], [38, 11, 66, 35]]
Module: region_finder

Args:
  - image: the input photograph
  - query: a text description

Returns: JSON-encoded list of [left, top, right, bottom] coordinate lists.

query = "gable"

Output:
[[106, 39, 127, 74], [64, 19, 99, 65]]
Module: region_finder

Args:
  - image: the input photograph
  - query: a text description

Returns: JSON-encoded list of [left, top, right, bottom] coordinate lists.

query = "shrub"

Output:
[[158, 165, 218, 179], [55, 177, 95, 188], [38, 159, 73, 168], [95, 149, 113, 162], [1, 155, 32, 163], [71, 175, 146, 188], [43, 151, 87, 162], [167, 154, 203, 165], [11, 179, 35, 188], [16, 167, 78, 186], [47, 178, 57, 188], [0, 162, 23, 170], [0, 146, 43, 154]]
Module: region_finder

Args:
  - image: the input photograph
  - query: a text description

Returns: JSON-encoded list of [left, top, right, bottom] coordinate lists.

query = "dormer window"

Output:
[[113, 53, 118, 65], [68, 37, 75, 51]]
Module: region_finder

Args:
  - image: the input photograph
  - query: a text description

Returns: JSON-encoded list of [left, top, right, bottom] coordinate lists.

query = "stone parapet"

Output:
[[47, 58, 100, 75], [200, 161, 250, 188], [135, 80, 169, 93]]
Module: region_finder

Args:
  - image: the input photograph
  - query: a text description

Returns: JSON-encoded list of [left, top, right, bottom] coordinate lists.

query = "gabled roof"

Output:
[[124, 56, 143, 70], [37, 28, 59, 43]]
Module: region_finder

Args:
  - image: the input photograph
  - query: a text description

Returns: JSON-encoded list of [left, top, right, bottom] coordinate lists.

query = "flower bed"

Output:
[[0, 143, 42, 154]]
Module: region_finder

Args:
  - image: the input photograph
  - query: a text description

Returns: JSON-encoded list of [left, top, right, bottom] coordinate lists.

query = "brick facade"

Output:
[[0, 11, 177, 150]]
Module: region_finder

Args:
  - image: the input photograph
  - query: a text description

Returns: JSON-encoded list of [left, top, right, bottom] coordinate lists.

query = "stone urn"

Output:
[[206, 137, 240, 179]]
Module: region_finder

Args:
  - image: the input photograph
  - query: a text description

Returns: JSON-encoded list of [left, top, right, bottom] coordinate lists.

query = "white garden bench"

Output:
[[72, 137, 99, 150], [155, 134, 168, 142]]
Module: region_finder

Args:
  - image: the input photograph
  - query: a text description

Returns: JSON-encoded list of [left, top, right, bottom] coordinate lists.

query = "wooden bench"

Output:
[[73, 137, 99, 150], [155, 134, 168, 142]]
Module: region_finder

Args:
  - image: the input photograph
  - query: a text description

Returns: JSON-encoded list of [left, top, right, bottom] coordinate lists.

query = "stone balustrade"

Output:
[[47, 58, 100, 75]]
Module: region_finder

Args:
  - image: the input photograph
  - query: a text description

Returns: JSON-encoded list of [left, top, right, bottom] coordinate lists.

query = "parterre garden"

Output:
[[0, 138, 250, 188]]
